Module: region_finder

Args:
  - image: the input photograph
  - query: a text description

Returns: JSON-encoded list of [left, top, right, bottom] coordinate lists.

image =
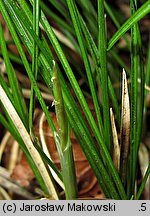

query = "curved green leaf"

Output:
[[107, 1, 150, 50]]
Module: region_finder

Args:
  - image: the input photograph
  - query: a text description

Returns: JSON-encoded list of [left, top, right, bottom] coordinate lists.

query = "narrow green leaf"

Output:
[[107, 1, 150, 50], [0, 24, 28, 129], [60, 72, 120, 199], [136, 163, 150, 200], [35, 0, 104, 148], [128, 0, 139, 196], [104, 1, 130, 49], [47, 0, 69, 21], [52, 62, 69, 152], [128, 0, 145, 198], [145, 36, 150, 101], [0, 49, 22, 65], [66, 0, 103, 136], [110, 49, 130, 76], [80, 17, 120, 124], [29, 0, 40, 130], [0, 0, 56, 134], [40, 1, 74, 34], [98, 0, 111, 149]]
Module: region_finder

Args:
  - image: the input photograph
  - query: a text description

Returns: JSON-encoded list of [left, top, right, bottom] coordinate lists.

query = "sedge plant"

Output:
[[0, 0, 150, 200]]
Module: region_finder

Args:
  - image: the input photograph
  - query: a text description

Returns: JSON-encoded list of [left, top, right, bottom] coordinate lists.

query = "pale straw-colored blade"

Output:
[[110, 108, 120, 172], [120, 69, 130, 185], [0, 85, 59, 199]]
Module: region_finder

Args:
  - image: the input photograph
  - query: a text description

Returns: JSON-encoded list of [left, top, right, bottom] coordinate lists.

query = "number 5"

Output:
[[140, 203, 146, 211]]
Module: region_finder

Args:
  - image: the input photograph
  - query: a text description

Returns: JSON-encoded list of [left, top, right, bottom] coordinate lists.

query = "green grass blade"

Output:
[[145, 36, 150, 98], [80, 17, 120, 124], [128, 1, 139, 197], [79, 16, 99, 66], [128, 0, 145, 198], [29, 0, 40, 130], [40, 59, 113, 197], [104, 2, 130, 49], [0, 74, 14, 104], [8, 0, 55, 92], [104, 1, 121, 29], [136, 163, 150, 200], [77, 0, 97, 33], [134, 2, 145, 199], [0, 0, 56, 134], [40, 1, 74, 34], [136, 41, 145, 192], [107, 1, 150, 51], [108, 77, 120, 125], [60, 72, 120, 199], [52, 63, 69, 152], [77, 0, 97, 20], [47, 0, 69, 20], [42, 63, 112, 198], [110, 49, 130, 75], [36, 2, 103, 147], [66, 0, 103, 136], [0, 49, 22, 65], [4, 0, 53, 70], [98, 0, 111, 149], [0, 24, 28, 129], [52, 64, 77, 199]]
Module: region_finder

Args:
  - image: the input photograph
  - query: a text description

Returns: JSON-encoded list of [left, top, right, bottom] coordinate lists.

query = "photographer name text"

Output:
[[3, 202, 116, 213]]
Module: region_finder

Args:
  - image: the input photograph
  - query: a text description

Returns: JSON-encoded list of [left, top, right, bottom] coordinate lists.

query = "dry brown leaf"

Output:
[[110, 108, 120, 171], [120, 69, 130, 185]]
